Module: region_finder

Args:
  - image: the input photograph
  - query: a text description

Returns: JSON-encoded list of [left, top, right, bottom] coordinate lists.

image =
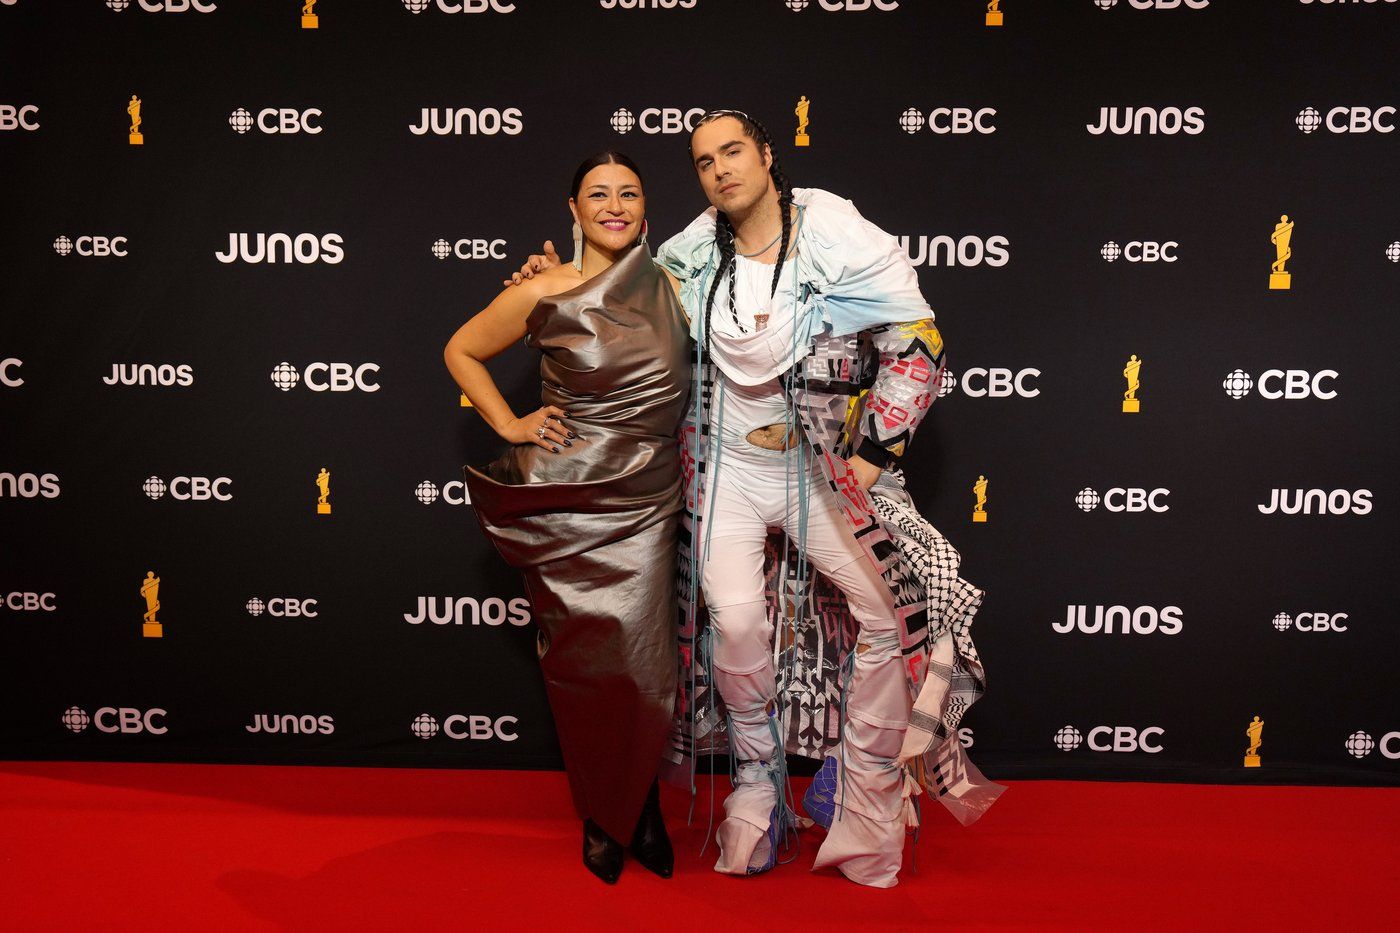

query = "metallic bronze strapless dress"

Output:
[[463, 244, 690, 842]]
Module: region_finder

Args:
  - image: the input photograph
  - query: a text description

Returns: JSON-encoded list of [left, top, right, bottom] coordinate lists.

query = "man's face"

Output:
[[690, 116, 772, 215]]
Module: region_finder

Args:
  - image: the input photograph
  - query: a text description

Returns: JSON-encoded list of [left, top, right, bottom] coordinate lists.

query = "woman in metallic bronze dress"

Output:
[[443, 152, 689, 884]]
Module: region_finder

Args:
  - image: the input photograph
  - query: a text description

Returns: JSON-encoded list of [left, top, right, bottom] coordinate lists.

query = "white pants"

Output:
[[700, 442, 913, 887]]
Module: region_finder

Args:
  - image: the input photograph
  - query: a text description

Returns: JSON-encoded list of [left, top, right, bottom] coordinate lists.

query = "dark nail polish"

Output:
[[567, 432, 577, 439], [563, 440, 572, 447], [552, 446, 560, 453]]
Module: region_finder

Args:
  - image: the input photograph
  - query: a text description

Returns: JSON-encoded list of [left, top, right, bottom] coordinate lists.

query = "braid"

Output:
[[769, 159, 793, 298], [703, 211, 736, 360], [722, 214, 738, 326]]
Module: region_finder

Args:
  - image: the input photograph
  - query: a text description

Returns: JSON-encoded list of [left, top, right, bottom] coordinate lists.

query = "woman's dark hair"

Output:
[[570, 150, 644, 200], [690, 111, 793, 354]]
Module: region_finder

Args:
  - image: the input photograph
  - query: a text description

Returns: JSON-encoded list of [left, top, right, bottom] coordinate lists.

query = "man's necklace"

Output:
[[729, 212, 802, 333], [736, 230, 782, 258]]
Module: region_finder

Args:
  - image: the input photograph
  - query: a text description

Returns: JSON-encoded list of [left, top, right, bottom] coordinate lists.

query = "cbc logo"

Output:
[[939, 368, 1040, 398], [2, 358, 23, 387], [53, 235, 128, 257], [401, 0, 516, 12], [1100, 240, 1178, 262], [215, 233, 344, 265], [143, 475, 233, 501], [1094, 0, 1210, 9], [108, 1, 216, 12], [609, 107, 706, 135], [1222, 369, 1338, 400], [270, 362, 381, 393], [1055, 604, 1183, 635], [415, 480, 472, 505], [1075, 487, 1170, 512], [1271, 611, 1347, 633], [1346, 731, 1400, 761], [900, 235, 1009, 267], [1, 472, 61, 498], [431, 238, 507, 260], [1055, 725, 1165, 753], [246, 597, 319, 619], [408, 107, 524, 136], [404, 596, 531, 626], [0, 105, 40, 130], [3, 592, 57, 611], [898, 108, 997, 135], [1296, 106, 1396, 134], [229, 107, 323, 135], [1086, 106, 1205, 135], [62, 706, 168, 735], [786, 0, 900, 10], [410, 713, 519, 741]]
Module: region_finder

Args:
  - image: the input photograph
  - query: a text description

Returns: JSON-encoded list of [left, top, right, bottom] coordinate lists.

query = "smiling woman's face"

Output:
[[569, 162, 645, 253]]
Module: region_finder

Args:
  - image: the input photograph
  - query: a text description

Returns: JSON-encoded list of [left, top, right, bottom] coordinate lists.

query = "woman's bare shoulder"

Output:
[[521, 264, 586, 300], [477, 265, 582, 323]]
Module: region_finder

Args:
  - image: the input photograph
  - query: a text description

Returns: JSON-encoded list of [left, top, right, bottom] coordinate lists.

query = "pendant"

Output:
[[754, 313, 770, 332]]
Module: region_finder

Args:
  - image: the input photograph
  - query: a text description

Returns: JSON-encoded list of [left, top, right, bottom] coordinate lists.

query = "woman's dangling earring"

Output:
[[638, 218, 648, 246], [571, 221, 584, 272]]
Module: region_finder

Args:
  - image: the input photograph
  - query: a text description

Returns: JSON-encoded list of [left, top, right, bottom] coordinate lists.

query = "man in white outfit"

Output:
[[655, 111, 946, 887]]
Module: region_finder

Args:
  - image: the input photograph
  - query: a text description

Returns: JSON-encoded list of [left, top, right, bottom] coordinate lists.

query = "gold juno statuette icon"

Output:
[[1244, 715, 1264, 768], [1270, 214, 1294, 290], [141, 570, 162, 638], [1122, 354, 1142, 413], [127, 95, 143, 146], [315, 467, 332, 515]]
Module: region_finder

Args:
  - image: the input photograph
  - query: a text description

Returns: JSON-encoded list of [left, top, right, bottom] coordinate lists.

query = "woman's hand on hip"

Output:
[[501, 405, 574, 452]]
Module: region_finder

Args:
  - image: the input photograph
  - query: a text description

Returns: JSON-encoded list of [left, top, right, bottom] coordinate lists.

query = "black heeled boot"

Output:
[[629, 778, 674, 878], [582, 818, 624, 884]]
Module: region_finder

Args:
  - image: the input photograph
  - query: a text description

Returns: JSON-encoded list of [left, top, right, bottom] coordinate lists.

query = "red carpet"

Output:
[[2, 762, 1394, 931]]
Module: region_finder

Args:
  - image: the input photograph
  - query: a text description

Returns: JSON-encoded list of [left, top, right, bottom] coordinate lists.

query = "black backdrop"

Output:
[[2, 0, 1398, 788]]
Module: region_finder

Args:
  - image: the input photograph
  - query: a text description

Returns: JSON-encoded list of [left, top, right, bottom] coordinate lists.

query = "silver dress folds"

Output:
[[463, 244, 690, 842]]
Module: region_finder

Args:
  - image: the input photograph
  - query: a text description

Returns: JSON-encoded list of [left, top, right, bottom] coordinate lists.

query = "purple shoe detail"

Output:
[[803, 755, 839, 830], [747, 804, 781, 875]]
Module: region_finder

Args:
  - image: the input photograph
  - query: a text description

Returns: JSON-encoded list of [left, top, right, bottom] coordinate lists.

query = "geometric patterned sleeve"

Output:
[[856, 317, 946, 467], [790, 188, 947, 466]]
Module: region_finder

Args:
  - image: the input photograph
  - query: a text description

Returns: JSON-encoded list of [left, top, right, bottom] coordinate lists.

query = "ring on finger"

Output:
[[536, 426, 548, 438]]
